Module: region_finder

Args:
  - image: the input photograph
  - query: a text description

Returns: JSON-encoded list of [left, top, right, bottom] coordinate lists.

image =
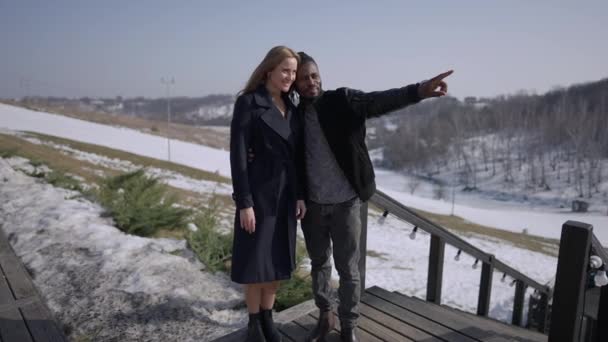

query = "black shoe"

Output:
[[340, 327, 358, 342], [260, 309, 282, 342], [246, 313, 267, 342], [306, 310, 335, 342]]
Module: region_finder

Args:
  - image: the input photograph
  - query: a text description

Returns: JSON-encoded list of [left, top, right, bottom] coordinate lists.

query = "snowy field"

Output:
[[0, 158, 244, 341], [0, 103, 230, 176], [2, 103, 606, 245], [363, 210, 556, 322], [375, 169, 608, 244], [0, 103, 605, 334]]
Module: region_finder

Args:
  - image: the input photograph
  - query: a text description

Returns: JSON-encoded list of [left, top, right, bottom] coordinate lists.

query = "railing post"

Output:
[[426, 235, 445, 304], [359, 201, 368, 296], [526, 289, 551, 333], [549, 221, 593, 342], [512, 280, 527, 326], [580, 316, 596, 342], [538, 291, 550, 333], [477, 256, 493, 316], [598, 278, 608, 341]]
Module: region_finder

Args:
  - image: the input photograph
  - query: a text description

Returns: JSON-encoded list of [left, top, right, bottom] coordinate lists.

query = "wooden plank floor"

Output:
[[215, 286, 547, 342], [0, 227, 66, 342]]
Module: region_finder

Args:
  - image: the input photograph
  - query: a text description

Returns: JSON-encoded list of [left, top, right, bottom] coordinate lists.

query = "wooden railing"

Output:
[[548, 221, 608, 341], [359, 189, 553, 333]]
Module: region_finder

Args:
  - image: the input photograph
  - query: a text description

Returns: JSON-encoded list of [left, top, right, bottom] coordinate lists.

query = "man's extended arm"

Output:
[[345, 70, 454, 119], [344, 84, 422, 119]]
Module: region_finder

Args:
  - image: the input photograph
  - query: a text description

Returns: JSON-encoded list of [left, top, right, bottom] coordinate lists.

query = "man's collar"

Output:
[[298, 90, 323, 107]]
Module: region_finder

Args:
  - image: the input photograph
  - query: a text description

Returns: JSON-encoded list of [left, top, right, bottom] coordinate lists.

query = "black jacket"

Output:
[[301, 84, 421, 201], [229, 85, 304, 283], [230, 86, 304, 210]]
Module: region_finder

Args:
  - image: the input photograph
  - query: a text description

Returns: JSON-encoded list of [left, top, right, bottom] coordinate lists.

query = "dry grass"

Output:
[[25, 131, 230, 184], [2, 100, 230, 150], [417, 209, 559, 256], [369, 203, 559, 257], [367, 249, 390, 260], [0, 133, 110, 184]]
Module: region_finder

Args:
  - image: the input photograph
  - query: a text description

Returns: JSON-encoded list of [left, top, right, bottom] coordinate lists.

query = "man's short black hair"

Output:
[[298, 51, 317, 66]]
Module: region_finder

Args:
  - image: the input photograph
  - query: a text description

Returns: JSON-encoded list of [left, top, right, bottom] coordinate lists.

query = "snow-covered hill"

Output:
[[2, 103, 606, 245], [1, 102, 607, 335], [0, 103, 231, 177]]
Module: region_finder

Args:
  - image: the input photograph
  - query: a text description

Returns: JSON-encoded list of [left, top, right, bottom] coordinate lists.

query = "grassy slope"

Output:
[[1, 100, 230, 149], [0, 132, 232, 239]]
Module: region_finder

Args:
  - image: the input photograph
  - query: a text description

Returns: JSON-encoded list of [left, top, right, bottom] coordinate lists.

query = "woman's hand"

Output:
[[296, 200, 307, 220], [240, 207, 256, 233]]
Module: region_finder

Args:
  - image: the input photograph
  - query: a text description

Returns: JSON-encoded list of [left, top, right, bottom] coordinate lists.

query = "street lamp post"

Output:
[[450, 181, 456, 216], [161, 77, 174, 162]]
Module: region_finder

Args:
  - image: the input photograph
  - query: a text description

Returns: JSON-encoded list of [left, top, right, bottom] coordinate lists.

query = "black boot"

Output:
[[306, 310, 335, 342], [340, 326, 358, 342], [260, 309, 282, 342], [246, 313, 267, 342]]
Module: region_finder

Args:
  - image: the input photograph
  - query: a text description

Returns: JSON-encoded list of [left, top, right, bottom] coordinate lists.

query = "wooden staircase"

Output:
[[215, 286, 546, 341]]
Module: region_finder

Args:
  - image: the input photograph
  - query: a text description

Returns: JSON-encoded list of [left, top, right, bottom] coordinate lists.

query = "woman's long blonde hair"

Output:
[[241, 46, 300, 94]]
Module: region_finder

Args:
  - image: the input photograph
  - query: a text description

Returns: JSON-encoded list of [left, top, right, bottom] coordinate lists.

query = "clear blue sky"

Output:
[[1, 0, 606, 99]]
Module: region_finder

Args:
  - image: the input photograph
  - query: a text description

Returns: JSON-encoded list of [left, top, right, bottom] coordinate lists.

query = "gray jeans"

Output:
[[301, 197, 361, 329]]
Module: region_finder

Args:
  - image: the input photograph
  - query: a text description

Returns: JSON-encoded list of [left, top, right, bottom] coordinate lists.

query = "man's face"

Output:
[[296, 62, 322, 99]]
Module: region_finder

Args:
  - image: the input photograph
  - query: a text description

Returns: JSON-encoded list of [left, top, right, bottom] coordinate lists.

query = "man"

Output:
[[295, 51, 452, 342]]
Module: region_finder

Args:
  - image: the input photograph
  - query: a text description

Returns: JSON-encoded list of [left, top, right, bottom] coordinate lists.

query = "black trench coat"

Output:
[[229, 85, 304, 284]]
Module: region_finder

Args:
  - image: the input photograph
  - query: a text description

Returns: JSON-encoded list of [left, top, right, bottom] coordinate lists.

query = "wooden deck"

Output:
[[215, 286, 547, 342], [0, 228, 65, 342]]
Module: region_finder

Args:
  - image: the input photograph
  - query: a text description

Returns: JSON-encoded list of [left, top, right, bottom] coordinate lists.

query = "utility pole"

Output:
[[20, 77, 31, 104], [161, 77, 174, 162], [450, 182, 456, 216]]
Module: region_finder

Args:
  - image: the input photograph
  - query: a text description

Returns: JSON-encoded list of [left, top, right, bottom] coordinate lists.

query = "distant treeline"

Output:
[[15, 94, 235, 126], [371, 78, 608, 198]]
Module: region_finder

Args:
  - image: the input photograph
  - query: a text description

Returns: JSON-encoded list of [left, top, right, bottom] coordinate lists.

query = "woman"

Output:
[[230, 46, 306, 342]]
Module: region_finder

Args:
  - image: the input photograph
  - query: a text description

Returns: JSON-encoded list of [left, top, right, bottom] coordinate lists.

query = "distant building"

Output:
[[107, 103, 124, 112]]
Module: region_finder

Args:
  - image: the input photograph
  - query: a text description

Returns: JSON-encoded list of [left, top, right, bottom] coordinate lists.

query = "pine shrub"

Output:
[[97, 169, 191, 236], [186, 197, 232, 273], [46, 171, 82, 192], [275, 241, 313, 311]]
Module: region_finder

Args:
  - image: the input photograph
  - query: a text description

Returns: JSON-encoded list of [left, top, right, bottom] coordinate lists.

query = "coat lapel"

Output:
[[253, 86, 291, 141]]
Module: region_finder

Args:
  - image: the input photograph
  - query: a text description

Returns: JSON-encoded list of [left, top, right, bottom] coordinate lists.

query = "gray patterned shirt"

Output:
[[304, 104, 357, 204]]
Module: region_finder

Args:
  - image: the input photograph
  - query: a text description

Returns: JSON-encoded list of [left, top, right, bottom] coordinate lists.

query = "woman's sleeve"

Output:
[[230, 95, 254, 209]]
